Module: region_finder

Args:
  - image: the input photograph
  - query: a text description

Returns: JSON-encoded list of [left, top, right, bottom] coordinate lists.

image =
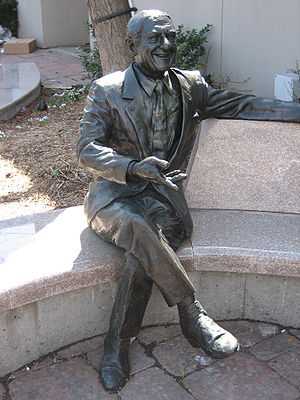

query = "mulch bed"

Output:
[[0, 89, 91, 210]]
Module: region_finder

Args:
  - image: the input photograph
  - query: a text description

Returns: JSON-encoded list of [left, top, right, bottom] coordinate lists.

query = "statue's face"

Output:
[[134, 16, 176, 76]]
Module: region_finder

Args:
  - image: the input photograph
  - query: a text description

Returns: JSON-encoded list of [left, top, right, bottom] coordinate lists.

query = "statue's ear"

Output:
[[126, 37, 137, 56]]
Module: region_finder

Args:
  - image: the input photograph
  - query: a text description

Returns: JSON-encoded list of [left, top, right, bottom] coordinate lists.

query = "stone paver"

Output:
[[138, 324, 181, 346], [1, 48, 90, 88], [183, 352, 300, 400], [250, 332, 300, 361], [9, 359, 116, 400], [120, 367, 193, 400], [153, 335, 212, 377], [57, 335, 104, 359], [4, 322, 300, 400], [87, 340, 155, 376], [13, 354, 61, 377], [257, 323, 282, 338], [269, 350, 300, 388], [220, 320, 279, 348]]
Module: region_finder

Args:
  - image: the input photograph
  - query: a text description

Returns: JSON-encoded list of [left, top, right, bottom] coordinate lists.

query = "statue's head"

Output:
[[127, 10, 176, 77]]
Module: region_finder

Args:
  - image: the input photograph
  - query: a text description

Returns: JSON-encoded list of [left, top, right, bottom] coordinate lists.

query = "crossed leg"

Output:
[[91, 190, 195, 310], [91, 188, 239, 392]]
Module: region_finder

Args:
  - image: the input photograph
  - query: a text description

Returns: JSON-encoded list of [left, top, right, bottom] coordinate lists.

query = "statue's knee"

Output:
[[125, 254, 152, 286], [129, 215, 152, 236]]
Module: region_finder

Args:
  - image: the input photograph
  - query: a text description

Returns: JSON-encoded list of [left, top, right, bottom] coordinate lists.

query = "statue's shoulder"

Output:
[[93, 70, 126, 91], [171, 68, 208, 88], [171, 68, 208, 108]]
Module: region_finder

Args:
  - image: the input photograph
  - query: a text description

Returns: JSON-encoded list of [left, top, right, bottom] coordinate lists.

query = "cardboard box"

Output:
[[4, 39, 37, 55]]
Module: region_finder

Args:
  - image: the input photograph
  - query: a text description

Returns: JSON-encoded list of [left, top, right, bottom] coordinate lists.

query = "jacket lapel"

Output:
[[169, 68, 193, 164], [121, 65, 195, 162], [122, 66, 151, 158]]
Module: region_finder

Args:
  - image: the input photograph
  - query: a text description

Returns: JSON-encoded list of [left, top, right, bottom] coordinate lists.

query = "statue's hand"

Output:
[[165, 170, 187, 183], [131, 157, 180, 190]]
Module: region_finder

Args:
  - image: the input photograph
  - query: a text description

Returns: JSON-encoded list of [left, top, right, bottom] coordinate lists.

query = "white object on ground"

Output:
[[274, 72, 300, 102]]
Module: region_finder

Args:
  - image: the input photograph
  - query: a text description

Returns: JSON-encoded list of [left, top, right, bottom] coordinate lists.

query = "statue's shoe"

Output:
[[178, 300, 239, 358], [100, 339, 130, 393], [100, 365, 128, 393]]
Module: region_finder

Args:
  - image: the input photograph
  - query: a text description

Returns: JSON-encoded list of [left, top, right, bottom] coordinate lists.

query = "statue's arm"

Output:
[[204, 87, 300, 122], [77, 82, 134, 184]]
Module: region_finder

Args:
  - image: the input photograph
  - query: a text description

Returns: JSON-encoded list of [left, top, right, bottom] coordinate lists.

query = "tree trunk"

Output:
[[88, 0, 134, 75]]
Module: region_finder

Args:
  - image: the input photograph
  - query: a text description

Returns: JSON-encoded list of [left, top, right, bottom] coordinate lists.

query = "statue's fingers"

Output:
[[151, 171, 178, 190], [149, 157, 169, 170], [166, 170, 182, 177], [151, 172, 168, 185], [163, 177, 179, 191], [169, 173, 187, 183]]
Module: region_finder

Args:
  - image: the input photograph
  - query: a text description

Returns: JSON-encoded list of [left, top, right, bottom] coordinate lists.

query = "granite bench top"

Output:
[[1, 206, 299, 313]]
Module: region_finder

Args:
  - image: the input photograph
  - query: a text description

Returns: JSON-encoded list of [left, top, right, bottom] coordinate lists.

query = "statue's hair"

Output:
[[127, 10, 172, 43]]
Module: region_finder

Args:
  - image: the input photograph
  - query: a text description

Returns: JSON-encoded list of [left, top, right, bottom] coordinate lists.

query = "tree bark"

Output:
[[88, 0, 134, 75]]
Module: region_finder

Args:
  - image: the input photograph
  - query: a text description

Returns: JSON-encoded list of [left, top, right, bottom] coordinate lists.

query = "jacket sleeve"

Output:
[[203, 86, 300, 122], [77, 82, 134, 184]]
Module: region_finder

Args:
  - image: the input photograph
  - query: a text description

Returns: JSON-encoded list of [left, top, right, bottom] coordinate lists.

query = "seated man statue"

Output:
[[78, 9, 300, 393]]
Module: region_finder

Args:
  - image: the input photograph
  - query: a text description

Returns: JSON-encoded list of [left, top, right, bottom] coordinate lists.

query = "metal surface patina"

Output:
[[78, 9, 300, 393]]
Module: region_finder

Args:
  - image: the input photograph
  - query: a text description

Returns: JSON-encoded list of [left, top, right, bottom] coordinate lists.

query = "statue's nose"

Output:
[[161, 34, 171, 49]]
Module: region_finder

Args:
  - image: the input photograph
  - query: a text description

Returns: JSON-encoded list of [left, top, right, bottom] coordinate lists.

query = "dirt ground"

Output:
[[0, 89, 91, 217]]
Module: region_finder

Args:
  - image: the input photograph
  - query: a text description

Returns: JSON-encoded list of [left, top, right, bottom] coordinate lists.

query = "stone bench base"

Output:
[[0, 63, 41, 121], [1, 206, 300, 376]]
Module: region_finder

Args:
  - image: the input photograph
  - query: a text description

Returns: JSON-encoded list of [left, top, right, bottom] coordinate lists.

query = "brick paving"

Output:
[[250, 332, 300, 361], [3, 321, 300, 400], [0, 47, 90, 88]]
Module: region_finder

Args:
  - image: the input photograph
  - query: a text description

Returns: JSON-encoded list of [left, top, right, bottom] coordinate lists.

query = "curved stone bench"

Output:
[[1, 119, 300, 376], [0, 63, 41, 121]]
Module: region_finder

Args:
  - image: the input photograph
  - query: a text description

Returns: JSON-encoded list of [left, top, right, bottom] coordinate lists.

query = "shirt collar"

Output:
[[133, 64, 174, 97]]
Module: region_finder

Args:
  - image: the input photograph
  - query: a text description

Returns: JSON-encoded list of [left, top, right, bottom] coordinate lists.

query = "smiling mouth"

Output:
[[153, 53, 171, 59]]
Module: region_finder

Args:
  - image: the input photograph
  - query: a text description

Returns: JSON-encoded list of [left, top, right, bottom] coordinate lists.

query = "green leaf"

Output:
[[176, 24, 212, 72]]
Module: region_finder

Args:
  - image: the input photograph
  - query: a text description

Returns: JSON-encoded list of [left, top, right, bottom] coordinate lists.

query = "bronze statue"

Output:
[[78, 10, 300, 393]]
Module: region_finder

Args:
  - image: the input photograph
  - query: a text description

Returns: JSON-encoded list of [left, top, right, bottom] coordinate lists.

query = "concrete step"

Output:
[[0, 62, 41, 120]]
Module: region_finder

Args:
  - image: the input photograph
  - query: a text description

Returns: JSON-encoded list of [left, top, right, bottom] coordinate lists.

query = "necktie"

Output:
[[152, 80, 168, 157]]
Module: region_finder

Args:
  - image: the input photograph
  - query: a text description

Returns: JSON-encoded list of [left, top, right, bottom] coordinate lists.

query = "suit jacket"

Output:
[[78, 65, 209, 236], [78, 64, 300, 236]]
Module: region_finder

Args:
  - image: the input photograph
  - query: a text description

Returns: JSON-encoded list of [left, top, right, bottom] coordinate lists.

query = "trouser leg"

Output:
[[119, 225, 193, 306], [120, 254, 153, 338], [100, 254, 152, 391], [100, 252, 153, 392], [105, 253, 153, 345], [91, 200, 195, 307]]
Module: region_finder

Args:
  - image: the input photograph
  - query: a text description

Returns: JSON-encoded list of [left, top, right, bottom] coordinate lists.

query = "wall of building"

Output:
[[40, 0, 89, 48], [17, 0, 89, 48], [18, 0, 45, 47], [133, 0, 300, 97]]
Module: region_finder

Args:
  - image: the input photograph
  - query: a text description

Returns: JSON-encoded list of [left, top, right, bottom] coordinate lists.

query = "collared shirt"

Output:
[[133, 64, 180, 160]]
